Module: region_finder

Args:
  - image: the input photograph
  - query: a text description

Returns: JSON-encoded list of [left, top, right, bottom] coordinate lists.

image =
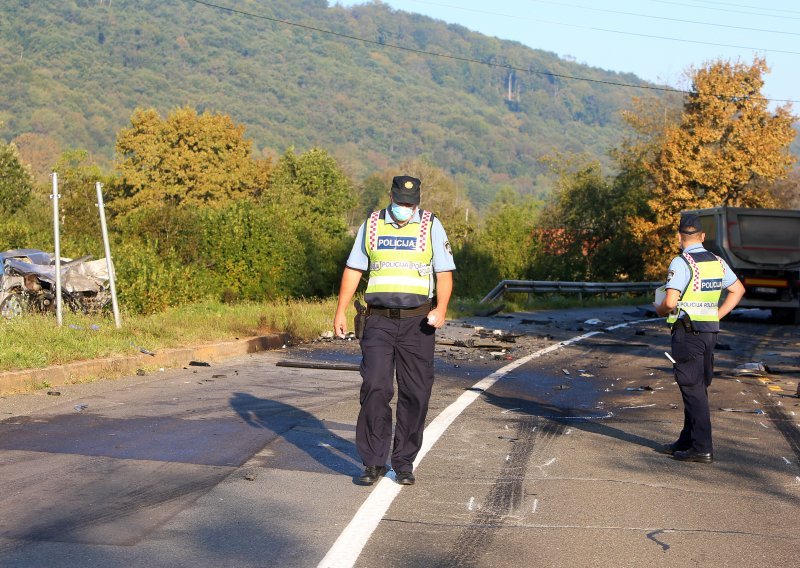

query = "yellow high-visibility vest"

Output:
[[364, 209, 434, 308]]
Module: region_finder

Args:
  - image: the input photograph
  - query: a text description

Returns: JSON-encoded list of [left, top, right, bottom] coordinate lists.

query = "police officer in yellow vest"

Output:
[[655, 213, 744, 463], [334, 175, 455, 485]]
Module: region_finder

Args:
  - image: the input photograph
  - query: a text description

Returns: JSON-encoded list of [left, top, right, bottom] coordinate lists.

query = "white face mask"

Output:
[[390, 203, 415, 222]]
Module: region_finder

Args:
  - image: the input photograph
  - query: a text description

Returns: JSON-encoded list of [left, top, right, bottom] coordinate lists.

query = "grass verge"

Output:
[[0, 298, 344, 372], [1, 293, 649, 373]]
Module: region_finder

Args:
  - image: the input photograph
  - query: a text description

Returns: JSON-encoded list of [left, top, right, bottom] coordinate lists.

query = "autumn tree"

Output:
[[12, 133, 61, 185], [112, 106, 271, 215], [624, 58, 796, 277]]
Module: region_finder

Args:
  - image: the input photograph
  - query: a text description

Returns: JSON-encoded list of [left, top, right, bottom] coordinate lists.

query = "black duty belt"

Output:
[[367, 302, 431, 319]]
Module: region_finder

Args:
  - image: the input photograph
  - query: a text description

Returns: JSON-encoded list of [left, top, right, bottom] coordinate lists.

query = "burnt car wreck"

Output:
[[0, 249, 111, 319]]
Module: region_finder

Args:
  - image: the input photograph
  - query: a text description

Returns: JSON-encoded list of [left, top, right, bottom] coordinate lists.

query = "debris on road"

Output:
[[733, 362, 770, 376], [719, 407, 765, 414], [74, 403, 88, 412], [136, 369, 146, 376], [562, 369, 570, 375], [189, 361, 211, 367], [583, 318, 603, 325], [276, 360, 360, 372], [46, 391, 61, 396]]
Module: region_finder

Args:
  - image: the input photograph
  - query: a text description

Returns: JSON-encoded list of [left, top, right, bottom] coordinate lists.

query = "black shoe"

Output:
[[359, 465, 388, 485], [395, 471, 415, 485], [673, 448, 714, 463], [660, 441, 690, 456]]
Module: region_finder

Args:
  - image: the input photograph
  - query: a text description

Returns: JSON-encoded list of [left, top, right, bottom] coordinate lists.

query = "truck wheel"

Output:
[[0, 293, 27, 319], [772, 308, 800, 325]]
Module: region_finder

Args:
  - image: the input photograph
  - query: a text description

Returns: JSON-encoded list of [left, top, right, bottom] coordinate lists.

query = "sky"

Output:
[[335, 0, 799, 108]]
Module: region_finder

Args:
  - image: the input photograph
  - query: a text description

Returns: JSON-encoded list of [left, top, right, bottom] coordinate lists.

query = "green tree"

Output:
[[0, 142, 33, 216], [454, 187, 540, 298], [53, 149, 109, 248], [538, 156, 648, 281], [394, 158, 475, 248], [264, 147, 356, 296]]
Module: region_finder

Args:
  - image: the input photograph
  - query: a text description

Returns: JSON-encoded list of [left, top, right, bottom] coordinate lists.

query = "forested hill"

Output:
[[2, 0, 657, 206]]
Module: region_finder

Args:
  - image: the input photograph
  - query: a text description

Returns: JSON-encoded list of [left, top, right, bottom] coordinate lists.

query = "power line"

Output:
[[646, 0, 800, 20], [397, 0, 800, 51], [688, 0, 800, 16], [184, 0, 799, 104], [518, 0, 800, 34]]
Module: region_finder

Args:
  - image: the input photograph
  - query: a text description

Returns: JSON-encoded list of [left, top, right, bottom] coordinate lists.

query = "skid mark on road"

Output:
[[441, 418, 563, 568], [318, 318, 659, 568]]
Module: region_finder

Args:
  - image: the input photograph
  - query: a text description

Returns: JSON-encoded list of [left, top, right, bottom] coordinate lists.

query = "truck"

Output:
[[682, 206, 800, 324]]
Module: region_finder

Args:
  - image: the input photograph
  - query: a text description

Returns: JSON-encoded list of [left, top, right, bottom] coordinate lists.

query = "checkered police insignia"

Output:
[[682, 252, 701, 292], [367, 210, 381, 250], [445, 240, 452, 255], [667, 270, 674, 284], [682, 252, 726, 291], [417, 210, 432, 252]]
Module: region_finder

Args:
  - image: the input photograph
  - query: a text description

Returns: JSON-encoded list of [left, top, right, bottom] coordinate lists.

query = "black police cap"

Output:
[[391, 175, 421, 205], [679, 213, 703, 235]]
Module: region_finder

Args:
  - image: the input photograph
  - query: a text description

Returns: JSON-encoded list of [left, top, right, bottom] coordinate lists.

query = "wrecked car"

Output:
[[0, 249, 111, 319]]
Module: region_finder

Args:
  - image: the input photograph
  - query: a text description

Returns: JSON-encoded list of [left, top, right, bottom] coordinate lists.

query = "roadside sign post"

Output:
[[50, 172, 62, 327], [96, 182, 121, 329]]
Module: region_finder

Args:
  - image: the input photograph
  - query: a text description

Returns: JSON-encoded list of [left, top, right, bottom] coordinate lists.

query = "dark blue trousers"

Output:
[[357, 314, 435, 473], [671, 323, 717, 453]]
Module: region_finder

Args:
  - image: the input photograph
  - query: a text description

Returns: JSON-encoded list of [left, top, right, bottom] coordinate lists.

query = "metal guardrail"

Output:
[[480, 280, 661, 304]]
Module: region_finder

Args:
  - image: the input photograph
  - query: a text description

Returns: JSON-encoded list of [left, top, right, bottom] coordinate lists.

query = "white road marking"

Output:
[[532, 499, 539, 513], [317, 317, 660, 568], [782, 457, 791, 465], [468, 497, 475, 511]]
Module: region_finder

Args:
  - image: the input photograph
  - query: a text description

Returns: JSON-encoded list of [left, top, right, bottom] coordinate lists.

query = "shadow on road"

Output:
[[230, 391, 361, 477]]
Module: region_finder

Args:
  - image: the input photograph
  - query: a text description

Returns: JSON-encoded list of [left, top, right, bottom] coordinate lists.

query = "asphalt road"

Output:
[[0, 306, 799, 567]]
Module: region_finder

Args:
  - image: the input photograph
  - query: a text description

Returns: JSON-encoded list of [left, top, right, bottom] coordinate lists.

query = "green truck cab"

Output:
[[682, 206, 800, 324]]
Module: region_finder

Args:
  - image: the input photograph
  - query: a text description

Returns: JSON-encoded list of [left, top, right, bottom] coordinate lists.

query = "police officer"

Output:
[[334, 175, 455, 486], [655, 213, 745, 463]]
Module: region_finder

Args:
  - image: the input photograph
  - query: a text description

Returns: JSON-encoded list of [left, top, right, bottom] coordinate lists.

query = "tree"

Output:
[[769, 168, 800, 209], [0, 142, 34, 216], [395, 158, 475, 248], [54, 150, 108, 243], [264, 147, 356, 296], [537, 155, 648, 281], [112, 107, 271, 216], [12, 132, 61, 185], [479, 187, 540, 281], [624, 58, 797, 277]]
